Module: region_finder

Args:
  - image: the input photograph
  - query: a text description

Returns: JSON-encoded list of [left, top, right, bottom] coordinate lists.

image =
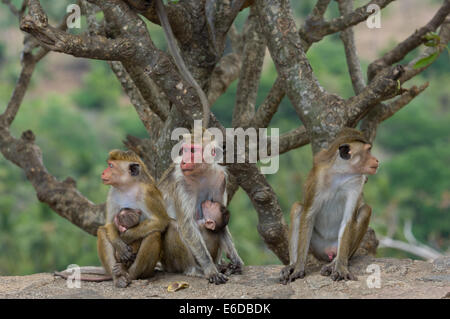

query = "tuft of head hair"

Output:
[[182, 128, 218, 149], [107, 149, 155, 183]]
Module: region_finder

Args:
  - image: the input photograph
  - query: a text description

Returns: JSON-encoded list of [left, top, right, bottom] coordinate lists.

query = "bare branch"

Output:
[[232, 6, 265, 127], [208, 53, 242, 105], [368, 0, 450, 81], [278, 126, 309, 155], [256, 0, 327, 131], [379, 237, 443, 261], [346, 65, 405, 126], [251, 77, 285, 128], [337, 0, 366, 95], [21, 1, 135, 60], [361, 83, 429, 142], [108, 61, 164, 138], [300, 0, 396, 45], [0, 44, 105, 235]]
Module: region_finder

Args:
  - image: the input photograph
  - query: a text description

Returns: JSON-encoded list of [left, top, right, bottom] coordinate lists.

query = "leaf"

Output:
[[413, 51, 439, 69], [422, 32, 440, 47]]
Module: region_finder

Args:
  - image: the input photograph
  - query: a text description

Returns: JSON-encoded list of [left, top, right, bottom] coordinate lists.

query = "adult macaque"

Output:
[[158, 133, 243, 284], [98, 150, 169, 288], [280, 128, 379, 284]]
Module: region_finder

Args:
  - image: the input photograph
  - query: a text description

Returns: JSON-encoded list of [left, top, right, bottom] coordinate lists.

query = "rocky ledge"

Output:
[[0, 256, 448, 299]]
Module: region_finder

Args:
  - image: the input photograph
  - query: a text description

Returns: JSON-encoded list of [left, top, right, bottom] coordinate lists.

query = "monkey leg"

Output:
[[280, 202, 304, 284], [321, 204, 371, 281], [97, 226, 129, 288], [127, 231, 162, 280]]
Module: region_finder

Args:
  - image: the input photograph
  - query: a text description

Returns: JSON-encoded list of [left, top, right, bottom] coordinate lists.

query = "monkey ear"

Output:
[[339, 144, 351, 160], [129, 163, 140, 176]]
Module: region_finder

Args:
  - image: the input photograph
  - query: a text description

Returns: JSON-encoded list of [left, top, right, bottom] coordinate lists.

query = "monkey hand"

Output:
[[114, 240, 136, 264], [201, 200, 221, 214], [206, 268, 229, 285], [320, 261, 357, 281], [279, 264, 306, 284]]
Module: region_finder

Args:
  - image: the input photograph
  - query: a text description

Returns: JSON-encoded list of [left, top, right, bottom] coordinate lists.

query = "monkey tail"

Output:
[[155, 0, 210, 128], [54, 266, 112, 282]]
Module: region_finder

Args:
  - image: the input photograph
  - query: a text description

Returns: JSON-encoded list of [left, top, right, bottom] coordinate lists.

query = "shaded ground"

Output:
[[1, 256, 448, 299]]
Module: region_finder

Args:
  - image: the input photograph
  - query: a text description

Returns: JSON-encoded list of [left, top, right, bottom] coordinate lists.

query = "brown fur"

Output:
[[281, 128, 379, 284], [97, 150, 169, 288], [157, 135, 243, 284]]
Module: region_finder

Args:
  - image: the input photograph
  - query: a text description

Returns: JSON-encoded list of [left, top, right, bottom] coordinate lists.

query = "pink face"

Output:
[[101, 161, 116, 185], [180, 143, 216, 176]]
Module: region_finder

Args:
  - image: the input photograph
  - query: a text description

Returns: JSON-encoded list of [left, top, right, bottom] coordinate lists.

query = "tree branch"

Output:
[[251, 77, 285, 128], [208, 52, 242, 105], [255, 0, 327, 131], [368, 0, 450, 81], [300, 0, 396, 45], [21, 1, 135, 60], [232, 6, 265, 128], [361, 83, 429, 142], [337, 0, 366, 95]]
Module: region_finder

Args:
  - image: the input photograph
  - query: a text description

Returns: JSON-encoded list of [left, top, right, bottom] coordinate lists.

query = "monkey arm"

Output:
[[120, 218, 165, 244], [121, 184, 170, 244], [219, 226, 244, 274], [103, 223, 135, 264]]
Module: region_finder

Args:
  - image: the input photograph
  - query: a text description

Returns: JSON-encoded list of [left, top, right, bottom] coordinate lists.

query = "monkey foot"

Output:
[[320, 262, 334, 277], [331, 269, 357, 281], [279, 265, 305, 284], [114, 275, 131, 288], [219, 262, 243, 276], [208, 272, 228, 285], [112, 263, 127, 277], [321, 262, 357, 281]]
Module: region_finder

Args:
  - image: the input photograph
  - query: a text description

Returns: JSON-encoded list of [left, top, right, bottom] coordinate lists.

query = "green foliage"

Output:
[[0, 0, 448, 275], [71, 62, 122, 110]]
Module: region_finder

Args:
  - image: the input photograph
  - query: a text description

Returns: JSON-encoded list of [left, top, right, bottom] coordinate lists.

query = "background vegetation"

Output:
[[0, 0, 448, 275]]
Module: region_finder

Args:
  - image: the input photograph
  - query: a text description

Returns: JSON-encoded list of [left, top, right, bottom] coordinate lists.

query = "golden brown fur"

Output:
[[281, 128, 379, 284], [97, 149, 169, 288]]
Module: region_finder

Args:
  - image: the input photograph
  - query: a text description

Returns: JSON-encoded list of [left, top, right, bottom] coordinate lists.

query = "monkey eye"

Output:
[[108, 163, 113, 168], [339, 144, 351, 160]]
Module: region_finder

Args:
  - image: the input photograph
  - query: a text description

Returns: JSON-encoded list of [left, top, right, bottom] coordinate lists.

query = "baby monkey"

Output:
[[197, 200, 230, 233], [113, 208, 143, 268]]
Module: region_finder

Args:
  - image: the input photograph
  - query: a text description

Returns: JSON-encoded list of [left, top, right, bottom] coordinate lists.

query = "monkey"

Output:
[[161, 199, 231, 276], [97, 149, 170, 288], [112, 208, 143, 268], [157, 132, 244, 284], [124, 0, 210, 128], [280, 128, 380, 284]]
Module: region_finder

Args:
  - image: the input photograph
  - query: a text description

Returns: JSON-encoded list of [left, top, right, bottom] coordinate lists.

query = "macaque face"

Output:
[[101, 160, 140, 186], [335, 142, 379, 175], [180, 143, 215, 176]]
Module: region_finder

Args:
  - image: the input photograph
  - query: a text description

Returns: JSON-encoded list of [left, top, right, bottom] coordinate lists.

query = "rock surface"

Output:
[[0, 256, 448, 299]]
